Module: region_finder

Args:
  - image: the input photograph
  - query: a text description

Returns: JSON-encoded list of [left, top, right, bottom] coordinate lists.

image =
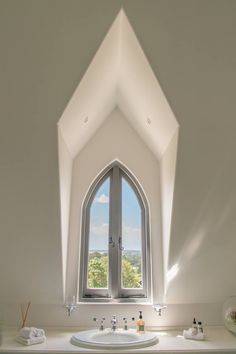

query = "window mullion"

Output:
[[109, 166, 121, 298]]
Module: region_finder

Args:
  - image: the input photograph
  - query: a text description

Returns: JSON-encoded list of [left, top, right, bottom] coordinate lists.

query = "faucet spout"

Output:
[[111, 315, 117, 331], [66, 296, 78, 316]]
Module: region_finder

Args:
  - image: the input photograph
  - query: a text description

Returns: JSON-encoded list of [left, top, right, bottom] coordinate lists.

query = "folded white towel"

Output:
[[183, 329, 205, 341], [16, 335, 46, 346], [19, 327, 45, 339]]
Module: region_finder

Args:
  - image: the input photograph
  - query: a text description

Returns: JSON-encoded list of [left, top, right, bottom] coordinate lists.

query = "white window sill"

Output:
[[78, 299, 153, 305]]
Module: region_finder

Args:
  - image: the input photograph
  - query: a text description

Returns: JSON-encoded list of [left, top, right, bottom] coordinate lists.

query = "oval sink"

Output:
[[71, 328, 159, 349]]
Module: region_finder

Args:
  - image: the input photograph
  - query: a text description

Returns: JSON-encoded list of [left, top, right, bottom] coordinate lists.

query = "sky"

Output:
[[88, 176, 142, 251]]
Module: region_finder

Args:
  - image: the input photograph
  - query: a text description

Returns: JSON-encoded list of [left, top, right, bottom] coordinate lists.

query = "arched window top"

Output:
[[79, 162, 151, 302], [84, 162, 148, 210]]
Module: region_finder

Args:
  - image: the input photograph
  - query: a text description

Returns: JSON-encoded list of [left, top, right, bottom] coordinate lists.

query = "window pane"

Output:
[[121, 177, 142, 289], [87, 177, 110, 289]]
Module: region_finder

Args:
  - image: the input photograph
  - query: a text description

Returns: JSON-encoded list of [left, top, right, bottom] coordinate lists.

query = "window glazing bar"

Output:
[[109, 166, 121, 298]]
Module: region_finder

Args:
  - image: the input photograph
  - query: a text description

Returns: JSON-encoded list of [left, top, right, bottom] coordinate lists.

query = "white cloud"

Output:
[[91, 224, 140, 239], [123, 225, 141, 238], [91, 223, 109, 236], [122, 225, 141, 250], [89, 223, 109, 250], [95, 194, 109, 204]]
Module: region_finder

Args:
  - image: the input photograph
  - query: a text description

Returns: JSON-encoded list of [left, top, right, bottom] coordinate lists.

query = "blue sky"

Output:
[[88, 177, 142, 251]]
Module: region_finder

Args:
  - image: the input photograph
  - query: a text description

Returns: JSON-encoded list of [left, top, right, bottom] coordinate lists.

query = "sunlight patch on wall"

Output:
[[166, 263, 179, 285]]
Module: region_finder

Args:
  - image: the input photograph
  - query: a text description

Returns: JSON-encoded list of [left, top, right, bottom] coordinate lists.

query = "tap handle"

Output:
[[153, 304, 167, 316], [66, 297, 78, 316], [123, 317, 128, 330], [111, 315, 117, 330], [93, 317, 105, 330], [100, 317, 105, 330]]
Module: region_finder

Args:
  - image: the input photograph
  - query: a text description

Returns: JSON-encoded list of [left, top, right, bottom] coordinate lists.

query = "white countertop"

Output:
[[1, 326, 236, 353]]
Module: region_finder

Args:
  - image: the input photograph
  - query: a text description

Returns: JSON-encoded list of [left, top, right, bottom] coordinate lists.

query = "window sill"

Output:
[[78, 298, 153, 305]]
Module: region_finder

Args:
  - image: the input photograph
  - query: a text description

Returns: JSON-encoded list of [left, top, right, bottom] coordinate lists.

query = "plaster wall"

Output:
[[0, 0, 236, 328]]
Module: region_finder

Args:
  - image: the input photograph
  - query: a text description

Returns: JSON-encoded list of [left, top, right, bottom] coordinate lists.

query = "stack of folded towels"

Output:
[[16, 326, 46, 346]]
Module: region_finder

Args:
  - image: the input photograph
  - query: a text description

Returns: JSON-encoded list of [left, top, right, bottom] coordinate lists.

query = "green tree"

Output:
[[123, 253, 142, 274], [88, 256, 108, 288], [87, 254, 142, 289], [122, 259, 142, 288]]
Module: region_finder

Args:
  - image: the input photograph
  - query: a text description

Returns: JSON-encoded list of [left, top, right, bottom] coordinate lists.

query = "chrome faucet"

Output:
[[111, 315, 117, 331], [123, 317, 128, 330], [93, 317, 106, 330], [66, 296, 78, 316], [153, 304, 167, 316], [123, 316, 135, 330]]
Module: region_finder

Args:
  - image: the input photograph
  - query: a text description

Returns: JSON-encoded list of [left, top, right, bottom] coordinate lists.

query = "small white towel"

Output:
[[16, 335, 46, 346], [183, 329, 205, 341], [19, 327, 45, 339]]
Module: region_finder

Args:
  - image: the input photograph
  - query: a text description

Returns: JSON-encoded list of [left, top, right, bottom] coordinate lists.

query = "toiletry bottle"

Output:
[[137, 311, 145, 334], [197, 321, 203, 333], [192, 318, 197, 334]]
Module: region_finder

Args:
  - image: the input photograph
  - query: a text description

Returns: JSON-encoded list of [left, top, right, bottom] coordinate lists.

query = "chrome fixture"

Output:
[[93, 317, 106, 331], [111, 315, 117, 331], [153, 304, 167, 316], [119, 236, 124, 251], [123, 317, 128, 330], [66, 304, 77, 316], [66, 296, 78, 316], [122, 317, 135, 330], [109, 236, 115, 247]]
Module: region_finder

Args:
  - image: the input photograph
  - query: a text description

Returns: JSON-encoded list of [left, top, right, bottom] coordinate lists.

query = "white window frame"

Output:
[[79, 162, 151, 302]]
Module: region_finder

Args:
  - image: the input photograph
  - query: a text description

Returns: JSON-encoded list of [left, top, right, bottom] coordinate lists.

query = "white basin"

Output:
[[71, 328, 159, 349]]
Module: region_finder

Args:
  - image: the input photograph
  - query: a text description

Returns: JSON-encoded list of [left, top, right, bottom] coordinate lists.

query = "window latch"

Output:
[[109, 236, 115, 247], [119, 236, 124, 251]]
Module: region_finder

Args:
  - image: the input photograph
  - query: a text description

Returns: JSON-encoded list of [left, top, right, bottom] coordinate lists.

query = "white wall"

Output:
[[0, 302, 223, 328], [0, 112, 63, 305], [66, 108, 163, 303], [0, 107, 222, 328]]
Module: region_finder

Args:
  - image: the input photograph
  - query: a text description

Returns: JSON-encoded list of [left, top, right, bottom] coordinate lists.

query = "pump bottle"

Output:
[[136, 311, 145, 333]]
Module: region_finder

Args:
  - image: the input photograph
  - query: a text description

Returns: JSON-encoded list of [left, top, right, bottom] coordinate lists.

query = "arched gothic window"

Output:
[[79, 163, 150, 301]]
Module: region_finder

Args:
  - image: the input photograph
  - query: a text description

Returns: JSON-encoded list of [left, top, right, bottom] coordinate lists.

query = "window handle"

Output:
[[119, 236, 124, 251], [109, 236, 115, 247]]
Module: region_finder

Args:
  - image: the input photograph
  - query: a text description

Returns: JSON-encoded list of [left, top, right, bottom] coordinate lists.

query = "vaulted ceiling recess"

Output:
[[58, 9, 179, 300]]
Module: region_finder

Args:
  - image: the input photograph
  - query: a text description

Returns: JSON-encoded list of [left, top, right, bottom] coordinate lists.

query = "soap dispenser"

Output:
[[136, 311, 145, 334], [192, 317, 197, 335]]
